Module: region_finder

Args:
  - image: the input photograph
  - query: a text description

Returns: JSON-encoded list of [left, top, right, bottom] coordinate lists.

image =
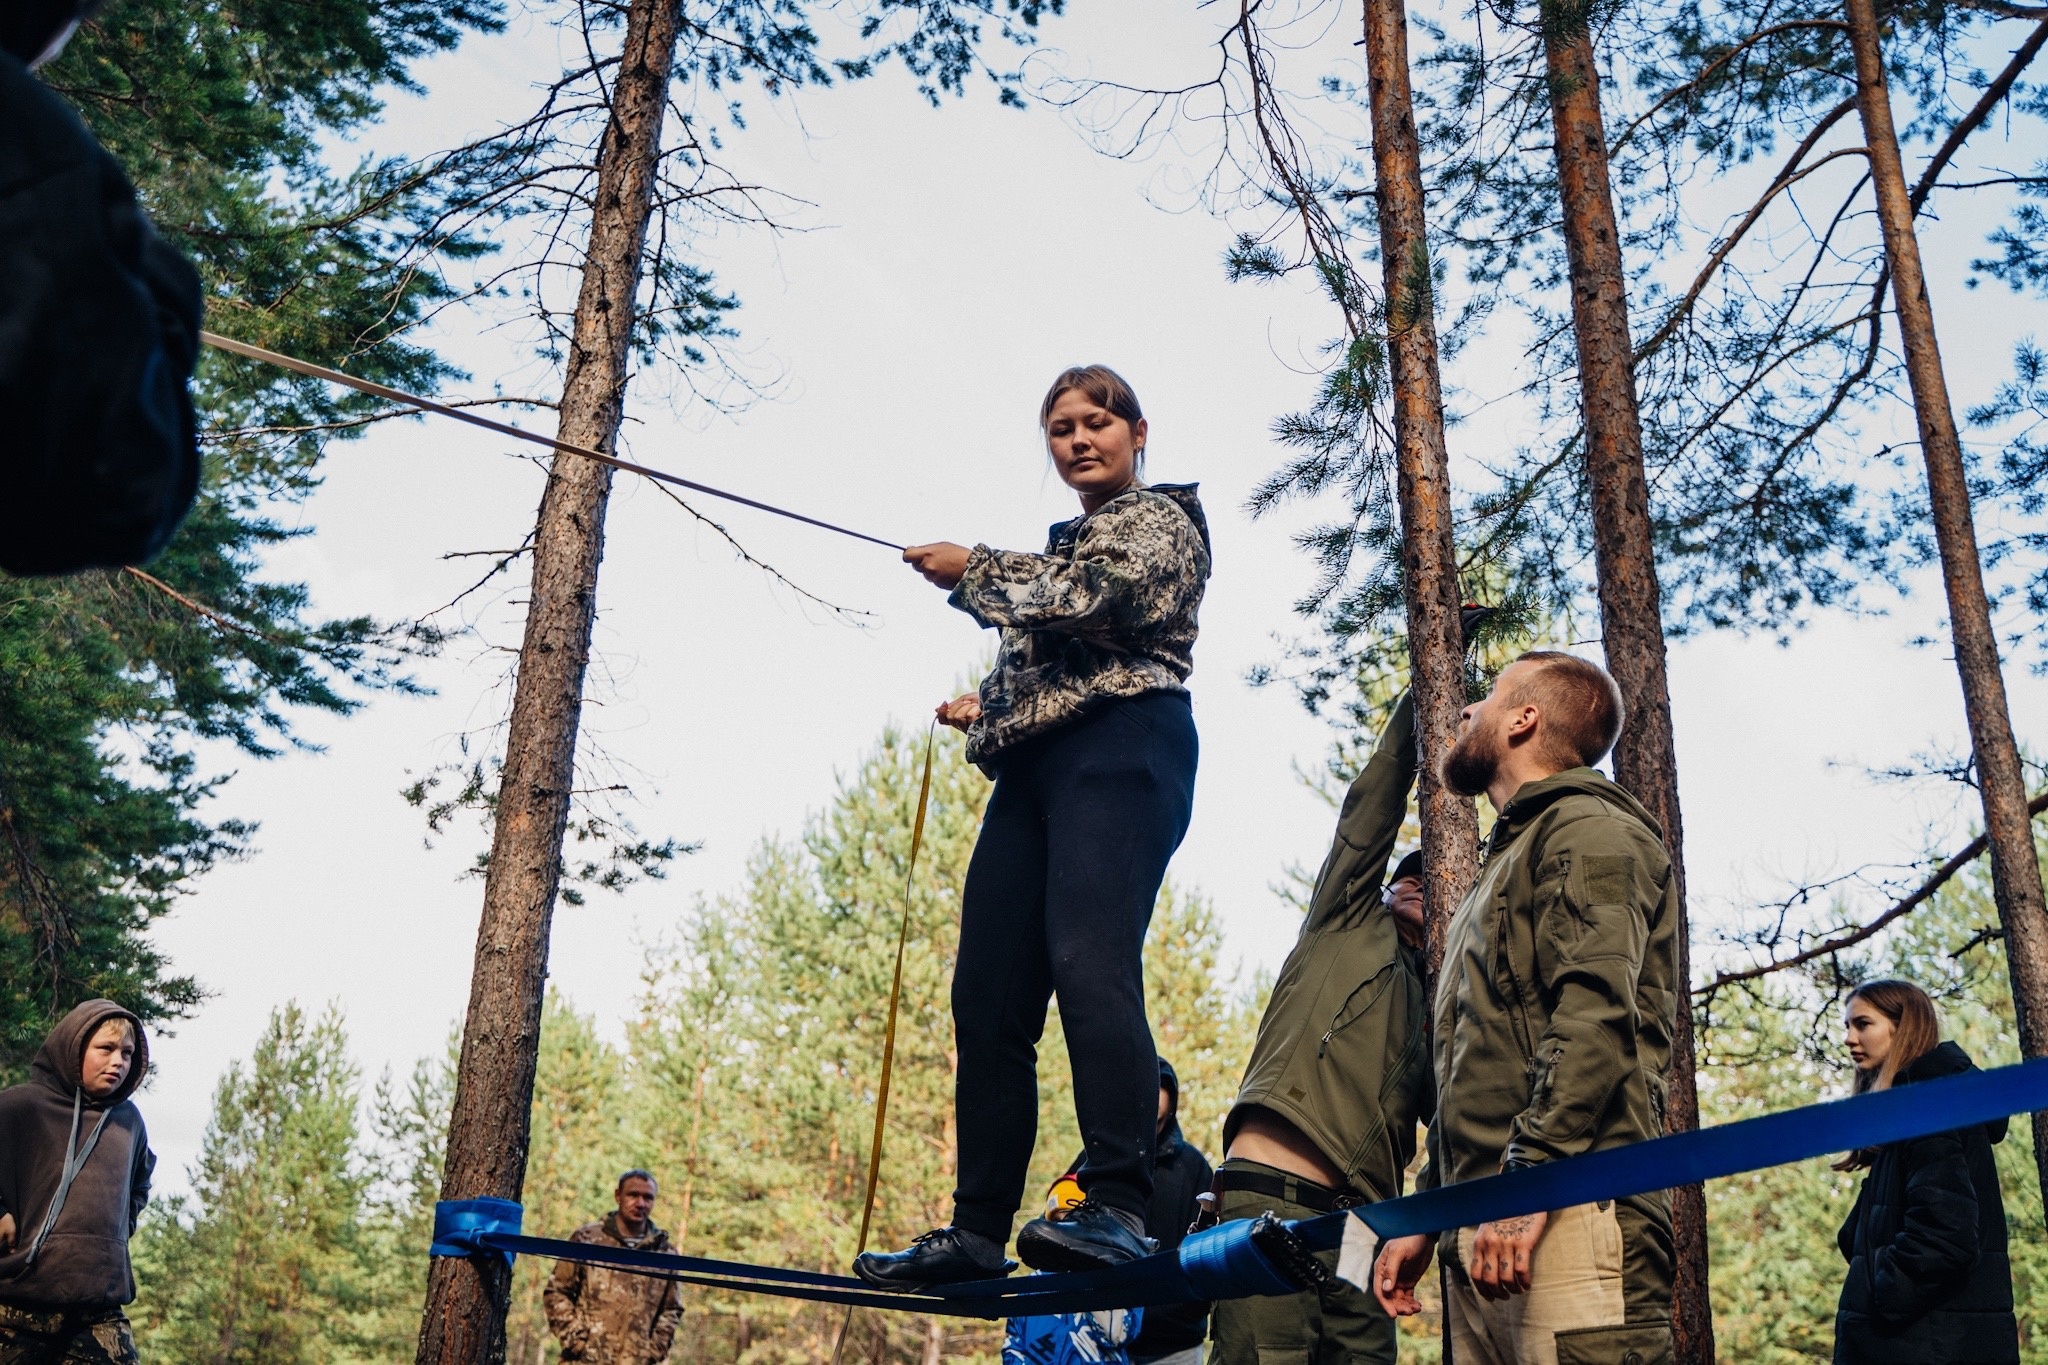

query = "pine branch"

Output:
[[1697, 789, 2048, 1000]]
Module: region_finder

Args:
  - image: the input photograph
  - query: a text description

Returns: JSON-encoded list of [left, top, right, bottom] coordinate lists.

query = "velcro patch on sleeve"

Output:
[[1584, 855, 1634, 904]]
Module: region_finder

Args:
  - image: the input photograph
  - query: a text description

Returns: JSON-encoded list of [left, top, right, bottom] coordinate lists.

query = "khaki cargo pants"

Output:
[[0, 1304, 138, 1365], [1207, 1164, 1396, 1365], [1442, 1200, 1672, 1365]]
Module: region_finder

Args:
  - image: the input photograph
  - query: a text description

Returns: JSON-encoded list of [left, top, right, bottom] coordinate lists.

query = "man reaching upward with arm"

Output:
[[1209, 680, 1432, 1365], [1372, 652, 1678, 1365]]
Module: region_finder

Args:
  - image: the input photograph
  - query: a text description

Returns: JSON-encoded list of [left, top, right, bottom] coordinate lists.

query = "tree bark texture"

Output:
[[1848, 0, 2048, 1198], [1542, 16, 1713, 1362], [414, 2, 682, 1361], [1360, 0, 1481, 990]]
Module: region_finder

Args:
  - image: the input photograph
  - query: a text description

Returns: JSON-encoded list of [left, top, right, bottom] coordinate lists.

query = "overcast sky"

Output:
[[136, 2, 2048, 1195]]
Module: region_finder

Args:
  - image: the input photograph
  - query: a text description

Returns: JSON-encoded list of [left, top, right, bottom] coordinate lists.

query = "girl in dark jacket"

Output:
[[1834, 979, 2019, 1365], [856, 366, 1209, 1288]]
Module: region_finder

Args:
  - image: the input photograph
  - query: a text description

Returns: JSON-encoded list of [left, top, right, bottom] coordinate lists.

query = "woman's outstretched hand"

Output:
[[936, 694, 983, 732], [904, 542, 971, 589]]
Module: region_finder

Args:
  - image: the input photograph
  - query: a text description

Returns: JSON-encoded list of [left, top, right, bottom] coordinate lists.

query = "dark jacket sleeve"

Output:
[[0, 52, 201, 576], [1868, 1131, 1982, 1325], [128, 1133, 154, 1235], [1304, 691, 1417, 934], [543, 1238, 586, 1344], [1504, 809, 1663, 1168], [650, 1274, 683, 1360]]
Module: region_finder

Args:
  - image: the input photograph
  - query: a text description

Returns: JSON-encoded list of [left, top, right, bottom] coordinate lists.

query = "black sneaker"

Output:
[[853, 1227, 1016, 1290], [1015, 1197, 1158, 1272]]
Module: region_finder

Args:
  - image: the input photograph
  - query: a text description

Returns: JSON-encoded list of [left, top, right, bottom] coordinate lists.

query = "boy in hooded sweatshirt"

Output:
[[0, 1000, 155, 1364]]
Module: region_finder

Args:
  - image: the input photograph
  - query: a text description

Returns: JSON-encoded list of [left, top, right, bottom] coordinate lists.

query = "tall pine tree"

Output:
[[0, 0, 501, 1074]]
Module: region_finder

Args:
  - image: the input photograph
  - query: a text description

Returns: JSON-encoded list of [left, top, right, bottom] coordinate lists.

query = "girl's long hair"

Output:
[[1833, 978, 1943, 1171]]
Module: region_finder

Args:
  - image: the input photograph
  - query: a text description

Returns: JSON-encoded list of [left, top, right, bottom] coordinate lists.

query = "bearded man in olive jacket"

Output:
[[1209, 686, 1430, 1365], [1370, 652, 1678, 1365]]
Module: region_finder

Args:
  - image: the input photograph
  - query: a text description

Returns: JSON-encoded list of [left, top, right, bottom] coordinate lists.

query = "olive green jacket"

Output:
[[1422, 767, 1678, 1205], [1225, 692, 1431, 1202]]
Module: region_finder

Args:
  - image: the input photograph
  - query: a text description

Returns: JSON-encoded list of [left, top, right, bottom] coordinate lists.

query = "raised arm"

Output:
[[1304, 691, 1418, 934], [948, 496, 1202, 643]]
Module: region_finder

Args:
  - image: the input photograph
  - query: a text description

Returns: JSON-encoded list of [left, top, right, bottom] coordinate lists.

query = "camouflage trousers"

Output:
[[0, 1304, 138, 1365]]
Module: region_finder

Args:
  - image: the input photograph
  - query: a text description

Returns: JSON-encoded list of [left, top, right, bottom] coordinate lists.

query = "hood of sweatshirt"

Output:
[[1142, 483, 1213, 560], [32, 1000, 148, 1110], [1054, 482, 1213, 564], [1155, 1055, 1183, 1158], [1488, 766, 1665, 856]]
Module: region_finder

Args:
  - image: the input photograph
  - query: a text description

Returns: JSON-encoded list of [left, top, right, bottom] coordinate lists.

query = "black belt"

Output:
[[1210, 1167, 1363, 1214]]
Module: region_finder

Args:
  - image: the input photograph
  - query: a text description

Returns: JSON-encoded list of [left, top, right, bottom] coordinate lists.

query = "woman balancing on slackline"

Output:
[[856, 365, 1210, 1288]]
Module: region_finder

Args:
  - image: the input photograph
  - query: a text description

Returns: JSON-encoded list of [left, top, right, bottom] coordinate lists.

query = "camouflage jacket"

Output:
[[543, 1215, 683, 1365], [949, 483, 1211, 769]]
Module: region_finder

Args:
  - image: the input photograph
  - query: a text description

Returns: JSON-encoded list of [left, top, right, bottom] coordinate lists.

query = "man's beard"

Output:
[[1440, 723, 1501, 798]]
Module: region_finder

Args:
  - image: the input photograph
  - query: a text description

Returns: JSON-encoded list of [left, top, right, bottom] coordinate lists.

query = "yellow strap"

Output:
[[833, 722, 937, 1364]]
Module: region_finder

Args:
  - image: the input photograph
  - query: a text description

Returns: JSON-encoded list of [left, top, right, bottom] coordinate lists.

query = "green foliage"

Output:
[[131, 1004, 437, 1364], [0, 0, 500, 1078], [1223, 1, 2048, 722]]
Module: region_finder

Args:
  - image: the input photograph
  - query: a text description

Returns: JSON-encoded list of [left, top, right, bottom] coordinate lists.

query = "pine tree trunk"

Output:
[[1541, 13, 1713, 1362], [1847, 0, 2048, 1198], [1361, 0, 1482, 993], [413, 1, 683, 1360]]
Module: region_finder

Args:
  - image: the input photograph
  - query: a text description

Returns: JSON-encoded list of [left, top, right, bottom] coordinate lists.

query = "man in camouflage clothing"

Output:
[[544, 1171, 683, 1365], [0, 1306, 135, 1365], [1370, 653, 1678, 1365]]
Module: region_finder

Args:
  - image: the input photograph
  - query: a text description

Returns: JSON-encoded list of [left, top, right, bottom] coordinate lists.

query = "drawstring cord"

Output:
[[22, 1090, 110, 1266]]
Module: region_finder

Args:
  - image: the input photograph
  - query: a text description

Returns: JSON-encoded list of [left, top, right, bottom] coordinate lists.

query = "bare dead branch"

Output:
[[1697, 788, 2048, 1000], [1907, 17, 2048, 215]]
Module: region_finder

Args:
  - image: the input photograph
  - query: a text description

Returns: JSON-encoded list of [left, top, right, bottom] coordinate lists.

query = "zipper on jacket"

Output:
[[1319, 962, 1396, 1058], [1495, 887, 1536, 1063]]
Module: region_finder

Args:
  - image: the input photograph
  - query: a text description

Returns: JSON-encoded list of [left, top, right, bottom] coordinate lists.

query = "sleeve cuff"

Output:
[[946, 544, 998, 617]]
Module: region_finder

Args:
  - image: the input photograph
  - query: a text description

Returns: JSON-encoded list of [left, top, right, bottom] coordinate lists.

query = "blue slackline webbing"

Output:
[[459, 1223, 1273, 1318], [1319, 1052, 2048, 1248], [431, 1055, 2048, 1316]]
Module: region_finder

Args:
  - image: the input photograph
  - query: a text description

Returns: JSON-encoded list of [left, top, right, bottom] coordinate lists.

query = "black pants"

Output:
[[951, 690, 1198, 1243]]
